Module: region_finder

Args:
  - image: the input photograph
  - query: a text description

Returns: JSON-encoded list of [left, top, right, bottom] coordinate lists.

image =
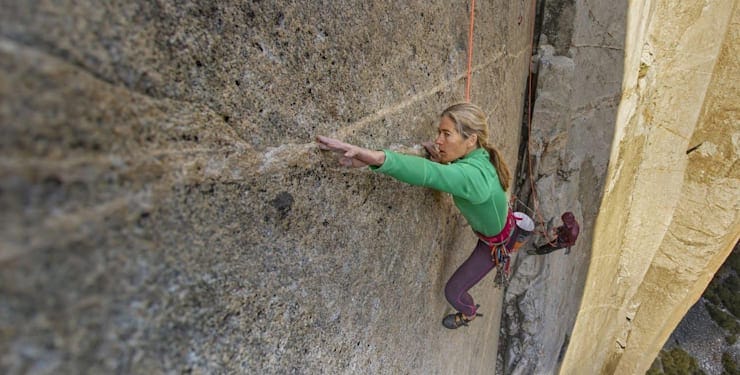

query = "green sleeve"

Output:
[[371, 150, 492, 203]]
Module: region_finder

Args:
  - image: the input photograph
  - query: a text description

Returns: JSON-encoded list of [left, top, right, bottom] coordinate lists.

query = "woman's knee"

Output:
[[444, 280, 460, 304]]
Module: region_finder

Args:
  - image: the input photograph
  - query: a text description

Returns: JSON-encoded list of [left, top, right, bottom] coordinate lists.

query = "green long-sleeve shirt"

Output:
[[372, 148, 508, 236]]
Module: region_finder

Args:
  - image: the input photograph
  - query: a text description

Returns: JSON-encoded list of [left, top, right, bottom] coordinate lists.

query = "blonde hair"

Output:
[[440, 103, 511, 191]]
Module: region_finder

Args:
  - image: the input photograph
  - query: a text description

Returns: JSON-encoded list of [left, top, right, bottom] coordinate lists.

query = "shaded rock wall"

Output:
[[499, 0, 625, 373], [562, 1, 740, 374], [0, 1, 532, 373]]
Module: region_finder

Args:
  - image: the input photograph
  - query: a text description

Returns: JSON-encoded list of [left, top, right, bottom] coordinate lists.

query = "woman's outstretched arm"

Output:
[[316, 135, 386, 168]]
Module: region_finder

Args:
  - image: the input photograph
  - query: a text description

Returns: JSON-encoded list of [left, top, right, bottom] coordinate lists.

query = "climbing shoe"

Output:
[[442, 306, 482, 329]]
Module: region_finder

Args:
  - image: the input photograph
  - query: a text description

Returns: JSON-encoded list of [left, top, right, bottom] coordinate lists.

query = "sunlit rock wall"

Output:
[[0, 1, 532, 373], [562, 1, 740, 374], [501, 1, 739, 374]]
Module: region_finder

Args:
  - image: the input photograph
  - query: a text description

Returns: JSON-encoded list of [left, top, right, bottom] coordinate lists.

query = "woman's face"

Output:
[[434, 116, 475, 163]]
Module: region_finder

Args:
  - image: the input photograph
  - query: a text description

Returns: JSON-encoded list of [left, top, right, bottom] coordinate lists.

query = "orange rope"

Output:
[[463, 0, 554, 242], [465, 0, 476, 102]]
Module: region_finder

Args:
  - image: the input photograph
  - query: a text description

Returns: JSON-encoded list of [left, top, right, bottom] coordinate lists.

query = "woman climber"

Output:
[[317, 102, 522, 329]]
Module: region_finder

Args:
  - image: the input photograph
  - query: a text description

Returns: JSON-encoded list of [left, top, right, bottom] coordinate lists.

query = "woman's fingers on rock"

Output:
[[316, 136, 330, 149], [316, 135, 352, 153], [316, 135, 337, 148], [317, 136, 368, 168]]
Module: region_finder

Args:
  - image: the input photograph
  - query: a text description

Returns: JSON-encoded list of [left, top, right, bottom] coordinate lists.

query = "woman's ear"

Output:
[[468, 134, 478, 148]]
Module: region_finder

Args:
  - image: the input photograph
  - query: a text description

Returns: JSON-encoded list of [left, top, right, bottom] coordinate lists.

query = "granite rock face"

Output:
[[499, 0, 625, 373], [500, 1, 739, 374], [0, 1, 532, 374], [561, 1, 740, 374], [4, 1, 736, 373]]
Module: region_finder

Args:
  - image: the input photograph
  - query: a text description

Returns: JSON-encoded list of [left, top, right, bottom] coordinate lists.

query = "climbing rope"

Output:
[[465, 0, 476, 102], [523, 0, 558, 245], [465, 0, 556, 244]]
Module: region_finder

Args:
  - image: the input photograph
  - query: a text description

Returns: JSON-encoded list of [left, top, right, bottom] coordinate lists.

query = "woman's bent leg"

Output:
[[444, 240, 496, 317]]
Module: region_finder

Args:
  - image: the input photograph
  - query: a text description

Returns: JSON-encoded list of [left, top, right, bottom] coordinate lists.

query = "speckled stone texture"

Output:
[[0, 1, 532, 373]]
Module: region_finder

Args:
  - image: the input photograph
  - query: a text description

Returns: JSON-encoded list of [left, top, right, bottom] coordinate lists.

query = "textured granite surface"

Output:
[[499, 1, 739, 374], [498, 0, 625, 372], [562, 1, 739, 373], [0, 1, 532, 373]]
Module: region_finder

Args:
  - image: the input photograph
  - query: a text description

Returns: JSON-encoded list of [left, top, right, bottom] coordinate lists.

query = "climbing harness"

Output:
[[476, 209, 535, 288]]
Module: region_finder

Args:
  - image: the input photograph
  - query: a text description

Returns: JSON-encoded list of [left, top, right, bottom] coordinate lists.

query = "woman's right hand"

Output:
[[316, 135, 386, 168]]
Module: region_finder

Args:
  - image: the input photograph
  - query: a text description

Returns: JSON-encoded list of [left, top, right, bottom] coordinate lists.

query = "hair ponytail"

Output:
[[482, 143, 511, 191], [441, 102, 512, 192]]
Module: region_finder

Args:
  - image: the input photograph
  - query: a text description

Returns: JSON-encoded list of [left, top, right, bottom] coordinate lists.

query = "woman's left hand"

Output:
[[422, 141, 441, 162], [316, 135, 386, 168]]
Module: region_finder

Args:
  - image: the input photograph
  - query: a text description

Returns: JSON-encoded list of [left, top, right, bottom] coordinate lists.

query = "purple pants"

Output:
[[444, 240, 495, 317]]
